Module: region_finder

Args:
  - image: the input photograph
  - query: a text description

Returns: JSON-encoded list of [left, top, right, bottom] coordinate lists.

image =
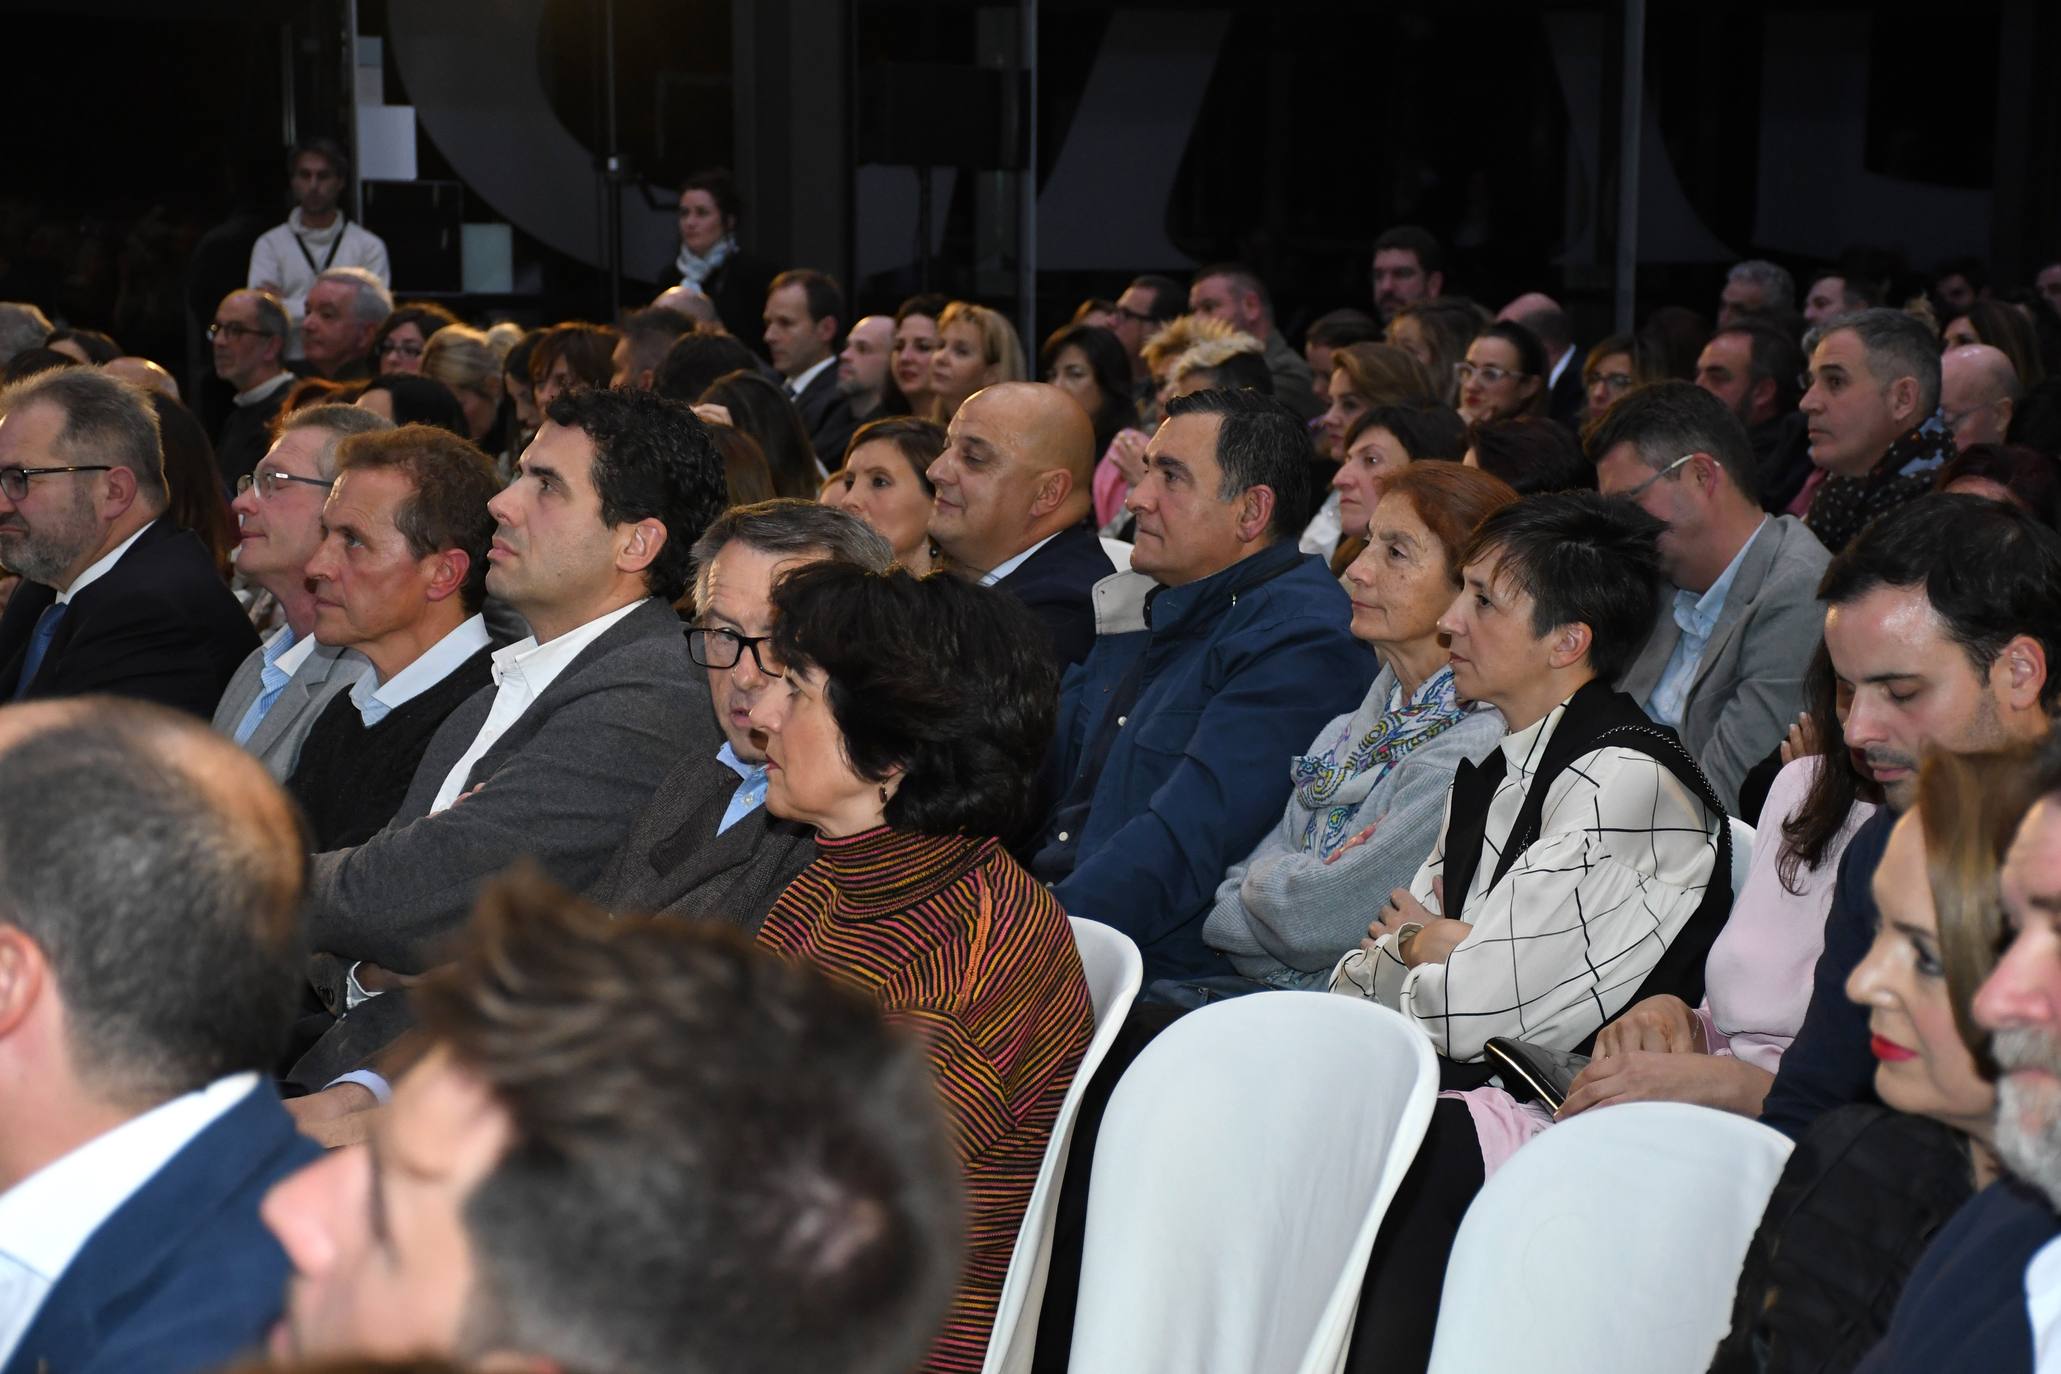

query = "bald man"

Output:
[[0, 697, 316, 1374], [927, 381, 1116, 666], [1940, 342, 2024, 450], [102, 355, 182, 401], [1499, 291, 1582, 426]]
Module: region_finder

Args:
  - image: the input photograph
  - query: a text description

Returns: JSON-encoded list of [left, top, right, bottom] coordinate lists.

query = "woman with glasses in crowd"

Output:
[[369, 303, 459, 377], [1456, 320, 1549, 426]]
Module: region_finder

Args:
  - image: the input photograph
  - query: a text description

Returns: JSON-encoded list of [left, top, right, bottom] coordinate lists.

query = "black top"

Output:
[[214, 384, 290, 491], [993, 521, 1118, 670], [654, 245, 778, 362]]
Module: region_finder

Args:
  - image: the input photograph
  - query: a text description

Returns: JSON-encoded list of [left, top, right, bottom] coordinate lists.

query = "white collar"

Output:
[[786, 354, 835, 397], [978, 530, 1062, 587], [57, 519, 155, 605], [490, 598, 646, 693], [1498, 696, 1572, 778], [275, 627, 320, 677], [352, 613, 491, 714], [287, 207, 344, 240], [234, 371, 295, 407], [1547, 345, 1575, 389]]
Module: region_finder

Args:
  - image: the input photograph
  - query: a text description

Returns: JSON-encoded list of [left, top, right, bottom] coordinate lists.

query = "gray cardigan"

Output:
[[1203, 663, 1504, 986]]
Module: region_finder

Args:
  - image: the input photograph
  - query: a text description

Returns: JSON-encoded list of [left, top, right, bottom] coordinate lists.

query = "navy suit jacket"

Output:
[[0, 518, 256, 718], [790, 363, 856, 471], [3, 1082, 318, 1374], [993, 522, 1116, 669]]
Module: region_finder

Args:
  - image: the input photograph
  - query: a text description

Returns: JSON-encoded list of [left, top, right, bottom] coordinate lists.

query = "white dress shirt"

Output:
[[1348, 697, 1720, 1061], [57, 519, 153, 604], [977, 531, 1060, 587], [785, 354, 835, 400], [2030, 1232, 2061, 1372], [232, 371, 295, 408], [351, 613, 491, 727], [428, 599, 645, 814], [0, 1073, 258, 1366]]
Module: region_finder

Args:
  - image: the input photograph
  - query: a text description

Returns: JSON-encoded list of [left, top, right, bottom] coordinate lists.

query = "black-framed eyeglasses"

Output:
[[207, 321, 273, 342], [377, 338, 424, 358], [1115, 306, 1156, 325], [686, 626, 778, 674], [235, 468, 334, 500], [0, 465, 111, 501]]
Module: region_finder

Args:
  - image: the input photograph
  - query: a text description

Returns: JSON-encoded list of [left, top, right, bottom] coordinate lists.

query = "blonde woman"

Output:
[[926, 301, 1026, 422]]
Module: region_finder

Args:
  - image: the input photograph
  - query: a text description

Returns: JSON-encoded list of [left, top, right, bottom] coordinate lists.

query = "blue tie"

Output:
[[11, 602, 66, 700]]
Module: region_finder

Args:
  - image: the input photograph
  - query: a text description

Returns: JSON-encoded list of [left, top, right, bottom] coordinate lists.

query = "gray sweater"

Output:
[[1203, 663, 1504, 986]]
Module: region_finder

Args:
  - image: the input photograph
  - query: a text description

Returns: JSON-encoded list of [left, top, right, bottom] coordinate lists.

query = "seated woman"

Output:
[[927, 300, 1026, 425], [1456, 320, 1550, 426], [1464, 413, 1594, 494], [1326, 404, 1468, 572], [1304, 343, 1443, 560], [1041, 322, 1139, 463], [834, 415, 945, 575], [1203, 463, 1514, 988], [1712, 746, 2031, 1373], [751, 561, 1094, 1374]]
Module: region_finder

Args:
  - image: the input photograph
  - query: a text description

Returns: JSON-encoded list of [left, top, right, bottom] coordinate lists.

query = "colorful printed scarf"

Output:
[[1292, 663, 1475, 858]]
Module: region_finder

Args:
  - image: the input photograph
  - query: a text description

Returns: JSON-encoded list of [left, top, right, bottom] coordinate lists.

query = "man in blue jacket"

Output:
[[1031, 386, 1376, 981], [0, 697, 316, 1374]]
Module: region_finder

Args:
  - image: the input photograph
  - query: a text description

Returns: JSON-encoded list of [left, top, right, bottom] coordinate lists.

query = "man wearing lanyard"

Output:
[[247, 137, 390, 359]]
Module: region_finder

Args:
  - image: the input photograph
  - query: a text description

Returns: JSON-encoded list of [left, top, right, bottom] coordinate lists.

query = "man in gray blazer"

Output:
[[212, 405, 387, 778], [1593, 381, 1830, 814]]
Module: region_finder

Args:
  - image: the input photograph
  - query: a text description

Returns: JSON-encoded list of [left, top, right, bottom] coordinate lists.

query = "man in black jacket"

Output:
[[0, 367, 255, 714]]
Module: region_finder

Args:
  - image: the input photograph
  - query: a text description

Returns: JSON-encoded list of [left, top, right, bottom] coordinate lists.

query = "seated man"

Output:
[[588, 499, 893, 922], [1798, 307, 1953, 554], [213, 404, 387, 779], [0, 698, 314, 1374], [208, 288, 297, 489], [286, 423, 503, 849], [926, 381, 1114, 667], [1594, 381, 1830, 812], [262, 877, 963, 1374], [1031, 387, 1376, 981], [0, 367, 257, 714]]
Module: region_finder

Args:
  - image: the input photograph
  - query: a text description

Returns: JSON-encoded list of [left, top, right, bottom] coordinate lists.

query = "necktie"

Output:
[[11, 602, 66, 700]]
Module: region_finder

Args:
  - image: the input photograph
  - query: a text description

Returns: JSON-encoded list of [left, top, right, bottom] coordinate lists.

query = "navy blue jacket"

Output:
[[1854, 1178, 2059, 1373], [1032, 540, 1377, 981], [3, 1082, 319, 1374], [993, 521, 1117, 669], [1759, 806, 1894, 1141]]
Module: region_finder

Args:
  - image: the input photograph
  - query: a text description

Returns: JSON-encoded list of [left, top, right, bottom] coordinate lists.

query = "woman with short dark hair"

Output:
[[699, 368, 821, 501], [751, 561, 1093, 1372], [371, 303, 460, 376], [658, 167, 778, 349]]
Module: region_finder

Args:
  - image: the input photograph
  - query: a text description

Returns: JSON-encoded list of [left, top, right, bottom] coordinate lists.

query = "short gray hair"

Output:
[[0, 302, 54, 366], [314, 266, 395, 325], [278, 402, 394, 478], [688, 499, 893, 616], [0, 367, 166, 507], [1809, 306, 1944, 415], [1727, 259, 1796, 314]]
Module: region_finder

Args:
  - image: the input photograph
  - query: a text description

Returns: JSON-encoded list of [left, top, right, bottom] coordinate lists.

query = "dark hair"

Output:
[[708, 423, 777, 507], [1330, 341, 1439, 409], [1459, 491, 1666, 682], [1039, 324, 1139, 453], [529, 322, 619, 392], [1468, 416, 1595, 495], [1639, 305, 1714, 382], [1584, 379, 1759, 504], [290, 135, 349, 183], [357, 374, 472, 439], [1714, 318, 1807, 415], [1935, 254, 1989, 297], [895, 293, 951, 327], [769, 562, 1059, 840], [1193, 262, 1272, 312], [1373, 225, 1444, 276], [1306, 308, 1384, 352], [844, 415, 944, 496], [0, 701, 304, 1103], [544, 387, 729, 602], [2009, 377, 2061, 458], [654, 331, 761, 406], [700, 369, 821, 500], [619, 306, 697, 381], [1935, 443, 2061, 528], [1378, 462, 1520, 582], [504, 330, 543, 389], [44, 327, 120, 365], [768, 269, 846, 333], [1162, 387, 1313, 541], [1778, 641, 1884, 893], [688, 500, 894, 615], [334, 423, 501, 611], [149, 393, 236, 581], [416, 873, 961, 1374], [1478, 319, 1548, 387], [1, 347, 79, 385], [1125, 274, 1185, 324], [679, 167, 743, 225], [1346, 404, 1468, 461], [372, 304, 461, 368], [1819, 492, 2061, 712], [1186, 348, 1275, 396], [1071, 297, 1117, 324], [1949, 299, 2048, 389]]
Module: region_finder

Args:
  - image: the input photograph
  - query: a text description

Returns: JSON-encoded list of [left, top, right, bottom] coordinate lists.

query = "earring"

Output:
[[880, 784, 891, 804]]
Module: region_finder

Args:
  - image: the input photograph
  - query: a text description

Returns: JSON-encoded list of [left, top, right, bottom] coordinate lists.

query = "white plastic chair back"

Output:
[[1100, 536, 1135, 571], [1067, 993, 1438, 1374], [980, 918, 1143, 1374], [1730, 816, 1756, 898], [1426, 1101, 1793, 1374]]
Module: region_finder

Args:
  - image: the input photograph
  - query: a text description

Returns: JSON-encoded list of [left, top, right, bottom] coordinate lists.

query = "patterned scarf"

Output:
[[674, 233, 737, 292], [1803, 411, 1954, 555], [1292, 663, 1474, 858]]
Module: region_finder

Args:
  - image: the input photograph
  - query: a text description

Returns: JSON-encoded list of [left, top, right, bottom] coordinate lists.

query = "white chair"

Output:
[[1100, 536, 1135, 571], [981, 918, 1143, 1374], [1067, 993, 1438, 1374], [1730, 816, 1756, 898], [1425, 1101, 1794, 1374]]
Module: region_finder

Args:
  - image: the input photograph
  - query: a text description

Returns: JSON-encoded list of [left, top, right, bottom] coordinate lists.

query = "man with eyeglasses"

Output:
[[1695, 319, 1812, 513], [212, 405, 385, 779], [0, 368, 255, 715], [210, 289, 298, 493], [1107, 274, 1183, 394], [587, 499, 892, 924], [1939, 342, 2023, 451], [1591, 381, 1829, 813], [1796, 307, 1953, 555]]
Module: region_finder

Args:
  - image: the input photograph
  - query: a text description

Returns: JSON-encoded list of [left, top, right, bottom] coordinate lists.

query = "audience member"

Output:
[[1933, 257, 1987, 316], [44, 327, 119, 367], [1320, 341, 1439, 456], [1032, 387, 1376, 980], [1799, 308, 1955, 553], [1040, 323, 1139, 459], [1720, 258, 1797, 327], [652, 328, 759, 407], [209, 288, 296, 488], [286, 425, 501, 850], [1326, 404, 1467, 571], [153, 392, 239, 580], [1204, 463, 1514, 987], [1943, 298, 2048, 389], [0, 367, 255, 712], [1108, 274, 1185, 389], [1935, 442, 2061, 528], [926, 382, 1113, 666], [213, 405, 384, 777], [657, 167, 778, 347], [369, 304, 459, 378], [299, 268, 393, 382], [699, 367, 821, 499], [1581, 332, 1653, 423], [1640, 304, 1716, 381], [419, 324, 509, 448], [1804, 271, 1872, 328], [248, 138, 390, 352], [707, 421, 777, 508], [1386, 297, 1486, 407], [1071, 297, 1117, 329], [498, 329, 543, 462], [1162, 332, 1273, 400], [1696, 318, 1813, 511], [1464, 414, 1593, 494], [1499, 292, 1584, 427], [0, 698, 314, 1374], [1940, 341, 2024, 450], [0, 302, 55, 366], [753, 560, 1093, 1371], [529, 321, 617, 410], [1457, 319, 1549, 424], [263, 876, 962, 1374], [651, 283, 721, 328], [1372, 225, 1446, 322], [1303, 308, 1384, 410], [763, 268, 855, 464], [835, 415, 945, 574], [1, 348, 79, 385], [353, 374, 470, 438], [889, 293, 951, 418], [1188, 263, 1320, 417], [104, 354, 183, 400], [1594, 381, 1830, 810], [835, 313, 895, 426], [608, 305, 695, 391], [929, 301, 1027, 424]]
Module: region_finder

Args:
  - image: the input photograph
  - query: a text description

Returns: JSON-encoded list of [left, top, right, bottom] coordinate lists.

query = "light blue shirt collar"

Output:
[[715, 741, 770, 834], [1672, 518, 1764, 641], [351, 614, 492, 727]]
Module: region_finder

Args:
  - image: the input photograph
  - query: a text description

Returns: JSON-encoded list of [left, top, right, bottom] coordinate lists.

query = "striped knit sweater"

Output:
[[757, 826, 1093, 1373]]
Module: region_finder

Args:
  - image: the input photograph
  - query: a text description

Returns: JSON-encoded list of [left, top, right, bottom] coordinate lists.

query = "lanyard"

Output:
[[292, 217, 348, 276]]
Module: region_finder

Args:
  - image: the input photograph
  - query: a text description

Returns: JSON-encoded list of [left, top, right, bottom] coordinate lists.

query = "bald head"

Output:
[[102, 355, 180, 402], [652, 285, 720, 327], [1498, 292, 1571, 360], [1942, 343, 2023, 449], [926, 382, 1097, 573]]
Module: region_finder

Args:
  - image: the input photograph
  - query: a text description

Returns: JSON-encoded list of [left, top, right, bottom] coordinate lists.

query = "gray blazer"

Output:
[[1617, 515, 1829, 813], [305, 598, 712, 972], [210, 638, 368, 781]]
